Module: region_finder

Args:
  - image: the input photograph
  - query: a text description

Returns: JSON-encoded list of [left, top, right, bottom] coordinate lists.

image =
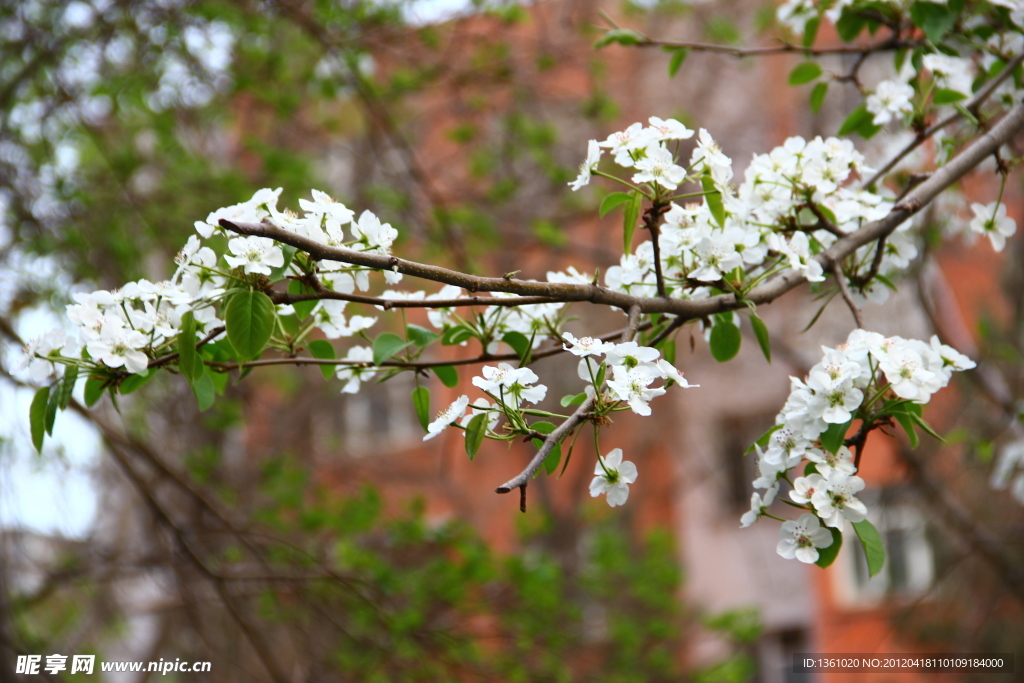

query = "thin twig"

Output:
[[828, 256, 864, 329], [636, 36, 919, 58], [494, 305, 643, 508]]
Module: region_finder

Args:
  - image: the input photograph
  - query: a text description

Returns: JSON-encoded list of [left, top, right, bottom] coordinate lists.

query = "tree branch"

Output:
[[220, 102, 1024, 327]]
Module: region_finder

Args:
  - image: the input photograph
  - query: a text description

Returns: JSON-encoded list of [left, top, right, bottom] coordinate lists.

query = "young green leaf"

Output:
[[594, 28, 643, 49], [668, 48, 688, 77], [837, 105, 873, 136], [623, 190, 643, 253], [30, 386, 50, 453], [701, 172, 726, 228], [852, 519, 886, 578], [789, 61, 823, 85], [191, 366, 215, 411], [119, 370, 156, 395], [177, 311, 198, 381], [560, 392, 588, 407], [810, 82, 828, 114], [599, 192, 633, 218], [225, 291, 276, 364], [308, 339, 336, 380], [44, 383, 60, 436], [502, 331, 531, 363], [442, 325, 475, 346], [544, 444, 562, 475], [820, 419, 852, 455], [465, 413, 487, 460], [434, 365, 459, 388], [372, 332, 412, 366], [709, 320, 741, 362], [57, 364, 79, 410], [933, 88, 967, 105], [814, 527, 844, 569], [745, 424, 782, 454], [407, 324, 440, 348], [287, 280, 318, 319], [412, 386, 431, 431], [748, 313, 771, 363], [84, 376, 106, 408]]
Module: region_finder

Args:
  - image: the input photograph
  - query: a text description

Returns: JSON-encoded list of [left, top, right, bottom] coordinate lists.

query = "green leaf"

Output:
[[910, 1, 957, 43], [852, 519, 886, 578], [802, 17, 820, 48], [837, 104, 873, 136], [441, 325, 474, 346], [835, 13, 866, 42], [668, 48, 688, 77], [594, 28, 643, 49], [412, 386, 431, 431], [191, 366, 215, 411], [544, 444, 562, 475], [30, 386, 49, 453], [804, 461, 819, 476], [561, 392, 587, 407], [532, 421, 556, 435], [502, 331, 530, 363], [933, 88, 967, 105], [434, 365, 459, 388], [911, 412, 944, 442], [178, 310, 198, 381], [44, 384, 59, 436], [599, 192, 633, 218], [709, 321, 741, 362], [465, 413, 487, 460], [372, 332, 412, 366], [287, 280, 318, 319], [308, 339, 336, 380], [407, 324, 440, 347], [789, 61, 822, 85], [810, 82, 828, 114], [209, 367, 228, 395], [120, 370, 156, 395], [748, 313, 771, 363], [225, 291, 276, 364], [661, 338, 676, 364], [84, 376, 106, 407], [701, 172, 726, 228], [815, 526, 844, 569], [623, 190, 642, 253], [528, 423, 561, 476], [953, 101, 979, 127], [57, 365, 79, 410], [745, 424, 782, 454], [820, 419, 852, 455]]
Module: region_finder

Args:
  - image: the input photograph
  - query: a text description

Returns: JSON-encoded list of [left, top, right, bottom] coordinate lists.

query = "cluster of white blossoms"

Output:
[[421, 335, 695, 506], [741, 328, 976, 563], [572, 119, 927, 305], [776, 1, 1024, 133]]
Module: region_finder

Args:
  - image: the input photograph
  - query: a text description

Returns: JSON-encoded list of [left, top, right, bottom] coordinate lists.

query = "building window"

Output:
[[754, 628, 817, 683], [720, 413, 784, 513], [835, 492, 934, 605], [314, 373, 419, 457]]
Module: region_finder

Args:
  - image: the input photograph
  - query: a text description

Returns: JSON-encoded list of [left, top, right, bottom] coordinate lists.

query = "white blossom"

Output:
[[424, 395, 469, 441], [569, 140, 603, 191], [969, 201, 1017, 252], [589, 448, 638, 507], [777, 513, 834, 563]]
